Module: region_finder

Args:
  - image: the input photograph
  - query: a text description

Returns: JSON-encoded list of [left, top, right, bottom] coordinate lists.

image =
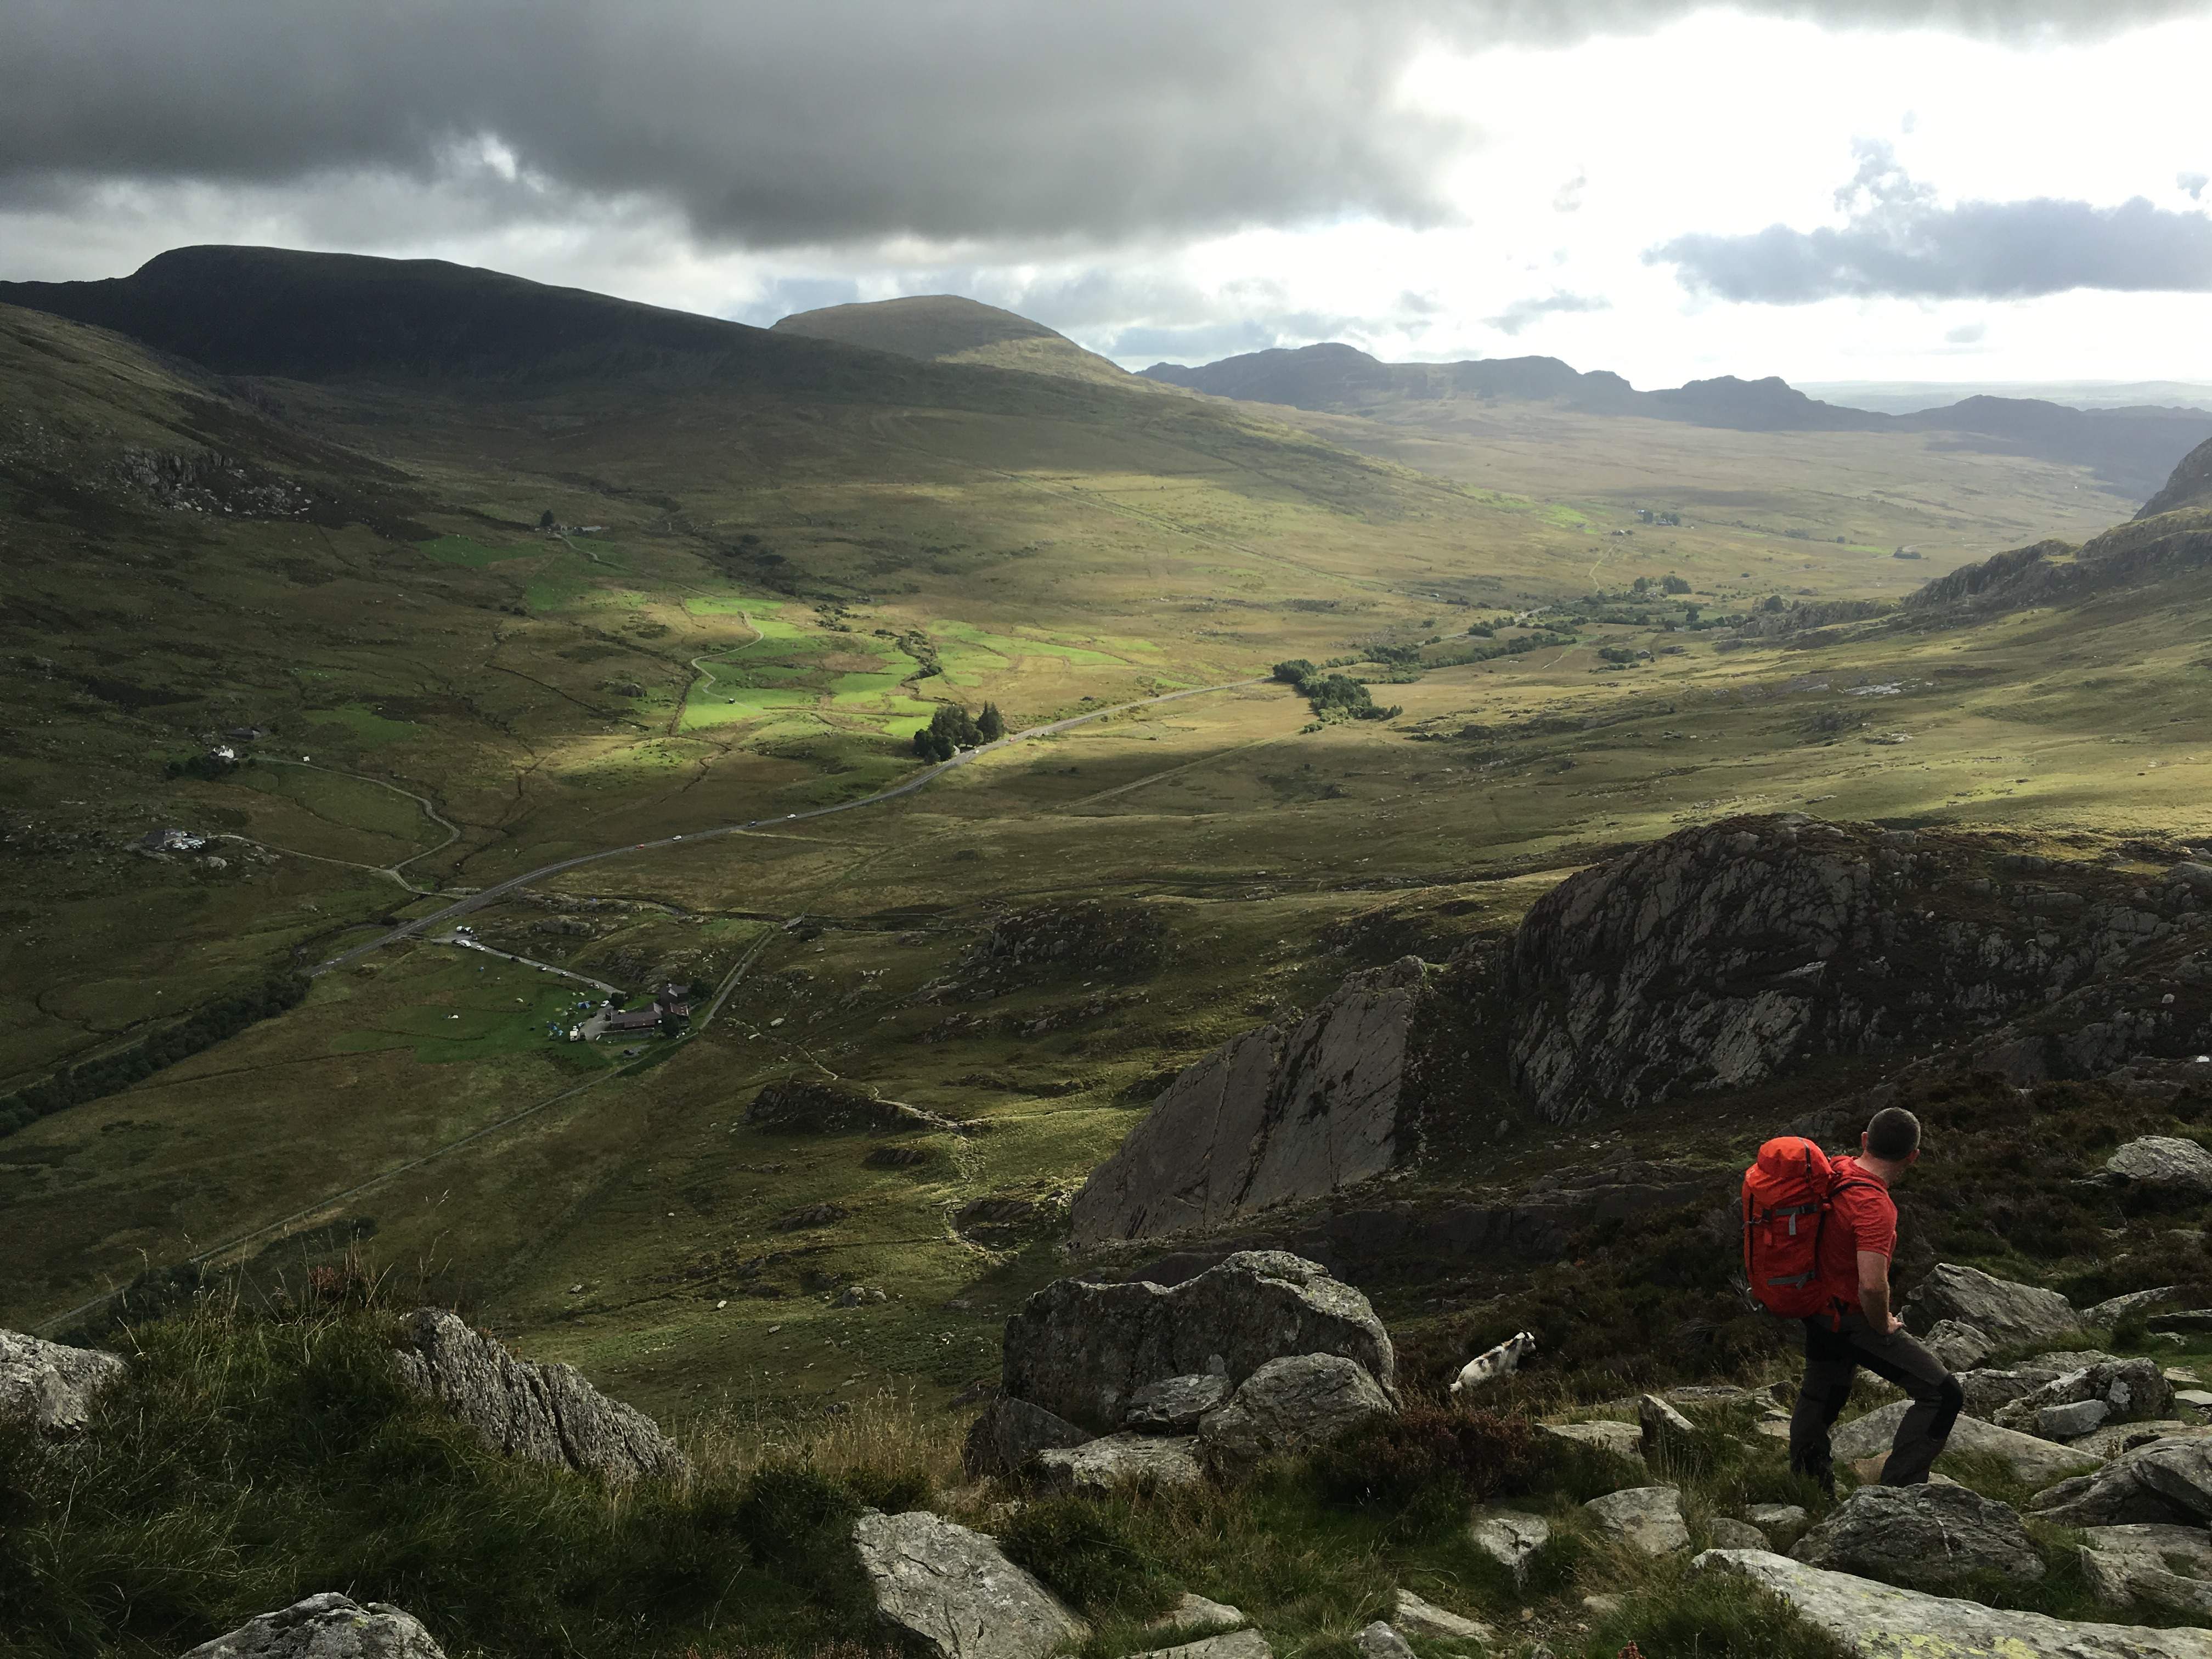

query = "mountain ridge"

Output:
[[1142, 341, 2212, 499], [771, 293, 1133, 387]]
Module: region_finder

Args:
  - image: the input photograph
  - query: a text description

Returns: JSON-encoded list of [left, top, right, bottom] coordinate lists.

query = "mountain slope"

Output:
[[2138, 434, 2212, 518], [1144, 343, 2212, 498], [772, 294, 1132, 387]]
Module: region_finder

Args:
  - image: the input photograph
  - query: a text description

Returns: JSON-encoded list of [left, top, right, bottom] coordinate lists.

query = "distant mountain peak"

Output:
[[771, 293, 1130, 385]]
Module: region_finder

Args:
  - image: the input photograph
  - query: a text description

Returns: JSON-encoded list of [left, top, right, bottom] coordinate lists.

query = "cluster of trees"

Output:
[[0, 972, 311, 1139], [166, 752, 244, 782], [911, 701, 1005, 761], [1271, 661, 1400, 722]]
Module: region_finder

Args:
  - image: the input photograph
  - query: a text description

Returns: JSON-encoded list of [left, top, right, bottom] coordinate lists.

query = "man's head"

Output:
[[1862, 1106, 1922, 1172]]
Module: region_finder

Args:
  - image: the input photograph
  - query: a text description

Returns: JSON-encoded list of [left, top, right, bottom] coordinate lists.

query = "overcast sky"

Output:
[[5, 1, 2211, 387]]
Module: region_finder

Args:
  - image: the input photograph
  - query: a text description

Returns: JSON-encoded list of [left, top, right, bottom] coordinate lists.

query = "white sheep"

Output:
[[1450, 1330, 1537, 1398]]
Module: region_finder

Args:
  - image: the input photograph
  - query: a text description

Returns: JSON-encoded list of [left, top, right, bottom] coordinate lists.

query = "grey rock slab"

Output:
[[1962, 1365, 2072, 1418], [1197, 1353, 1393, 1465], [181, 1593, 446, 1659], [1638, 1392, 1697, 1462], [1997, 1360, 2176, 1434], [2182, 1391, 2212, 1414], [853, 1509, 1087, 1659], [1001, 1252, 1393, 1434], [1071, 958, 1426, 1244], [0, 1329, 126, 1435], [1906, 1263, 2083, 1348], [1583, 1485, 1691, 1556], [1390, 1589, 1493, 1642], [2036, 1438, 2212, 1527], [1747, 1503, 1810, 1532], [1469, 1510, 1551, 1582], [1699, 1547, 2212, 1659], [1032, 1432, 1203, 1494], [2106, 1138, 2212, 1197], [2080, 1525, 2212, 1619], [1147, 1594, 1247, 1635], [1831, 1400, 2099, 1487], [2076, 1421, 2212, 1461], [1790, 1481, 2044, 1588], [2040, 1399, 2113, 1439], [1126, 1373, 1233, 1433], [1354, 1623, 1415, 1659], [1706, 1516, 1770, 1551], [1539, 1419, 1644, 1460], [962, 1396, 1091, 1481], [1129, 1634, 1271, 1659], [390, 1308, 684, 1483], [1925, 1319, 1996, 1373], [2085, 1288, 2186, 1327]]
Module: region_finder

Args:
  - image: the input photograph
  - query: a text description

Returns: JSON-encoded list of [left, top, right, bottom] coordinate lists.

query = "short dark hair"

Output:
[[1866, 1107, 1922, 1161]]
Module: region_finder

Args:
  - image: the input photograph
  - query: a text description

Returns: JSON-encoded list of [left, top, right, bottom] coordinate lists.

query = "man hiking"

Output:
[[1786, 1107, 1963, 1493]]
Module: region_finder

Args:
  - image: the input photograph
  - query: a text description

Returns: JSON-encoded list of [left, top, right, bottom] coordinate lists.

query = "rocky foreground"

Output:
[[11, 1243, 2212, 1659]]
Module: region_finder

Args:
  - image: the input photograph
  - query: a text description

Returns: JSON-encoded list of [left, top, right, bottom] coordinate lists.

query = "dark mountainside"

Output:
[[1143, 342, 2212, 499], [0, 246, 1127, 416], [2139, 433, 2212, 518]]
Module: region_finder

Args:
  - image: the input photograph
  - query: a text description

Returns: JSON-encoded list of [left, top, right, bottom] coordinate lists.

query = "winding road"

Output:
[[309, 678, 1267, 977]]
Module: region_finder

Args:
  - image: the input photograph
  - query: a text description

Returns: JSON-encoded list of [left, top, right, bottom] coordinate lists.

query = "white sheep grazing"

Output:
[[1450, 1330, 1537, 1398]]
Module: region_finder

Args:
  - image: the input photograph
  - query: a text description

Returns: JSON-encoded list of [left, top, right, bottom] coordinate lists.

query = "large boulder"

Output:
[[1699, 1548, 2212, 1659], [1197, 1354, 1393, 1465], [2104, 1137, 2212, 1198], [1905, 1263, 2083, 1348], [1924, 1319, 1996, 1373], [390, 1308, 685, 1483], [1125, 1373, 1233, 1432], [2080, 1525, 2212, 1618], [182, 1594, 445, 1659], [1789, 1482, 2044, 1588], [0, 1330, 126, 1435], [1583, 1486, 1691, 1556], [998, 1252, 1393, 1434], [853, 1510, 1086, 1659], [1831, 1399, 2099, 1487], [962, 1395, 1091, 1480], [2034, 1437, 2212, 1527], [1071, 959, 1426, 1244], [1995, 1359, 2175, 1437]]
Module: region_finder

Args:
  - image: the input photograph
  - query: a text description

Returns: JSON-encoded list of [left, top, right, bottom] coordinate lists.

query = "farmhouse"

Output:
[[138, 827, 205, 853]]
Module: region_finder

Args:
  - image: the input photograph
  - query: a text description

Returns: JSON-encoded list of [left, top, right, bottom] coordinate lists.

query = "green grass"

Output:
[[418, 534, 534, 567]]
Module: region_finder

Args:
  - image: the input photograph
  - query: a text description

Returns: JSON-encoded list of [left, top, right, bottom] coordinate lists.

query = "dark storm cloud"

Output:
[[1485, 291, 1610, 335], [1648, 141, 2212, 302], [1, 1, 2202, 253]]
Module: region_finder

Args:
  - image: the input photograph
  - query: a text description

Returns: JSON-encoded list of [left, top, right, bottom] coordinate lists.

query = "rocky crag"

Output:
[[1074, 813, 2212, 1245]]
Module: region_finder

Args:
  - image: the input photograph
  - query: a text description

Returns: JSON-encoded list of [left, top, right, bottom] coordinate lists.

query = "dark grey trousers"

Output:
[[1791, 1311, 1964, 1488]]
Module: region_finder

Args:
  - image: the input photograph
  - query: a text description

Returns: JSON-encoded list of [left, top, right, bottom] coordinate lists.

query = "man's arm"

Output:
[[1858, 1250, 1898, 1334]]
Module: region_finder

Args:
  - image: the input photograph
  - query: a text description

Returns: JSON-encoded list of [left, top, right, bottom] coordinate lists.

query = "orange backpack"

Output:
[[1740, 1137, 1875, 1320]]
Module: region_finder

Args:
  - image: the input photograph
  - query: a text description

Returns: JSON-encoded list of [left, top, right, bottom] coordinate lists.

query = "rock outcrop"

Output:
[[1906, 1263, 2083, 1348], [390, 1308, 685, 1483], [0, 1330, 126, 1434], [1504, 815, 2208, 1122], [182, 1593, 447, 1659], [1196, 1353, 1393, 1465], [1699, 1548, 2212, 1659], [853, 1510, 1086, 1659], [1125, 1373, 1232, 1431], [998, 1252, 1393, 1434], [1583, 1486, 1690, 1555], [1470, 1510, 1550, 1582], [2033, 1437, 2212, 1527], [2103, 1136, 2212, 1198], [1071, 960, 1426, 1244], [1390, 1589, 1492, 1642], [1789, 1482, 2044, 1588], [2080, 1525, 2212, 1617], [1994, 1359, 2174, 1438]]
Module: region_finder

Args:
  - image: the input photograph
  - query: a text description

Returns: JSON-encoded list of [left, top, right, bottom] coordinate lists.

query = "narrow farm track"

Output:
[[310, 678, 1271, 976]]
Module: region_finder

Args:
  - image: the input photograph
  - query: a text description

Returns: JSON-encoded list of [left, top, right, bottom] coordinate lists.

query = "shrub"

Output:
[[1311, 1407, 1541, 1515], [998, 1496, 1180, 1618]]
